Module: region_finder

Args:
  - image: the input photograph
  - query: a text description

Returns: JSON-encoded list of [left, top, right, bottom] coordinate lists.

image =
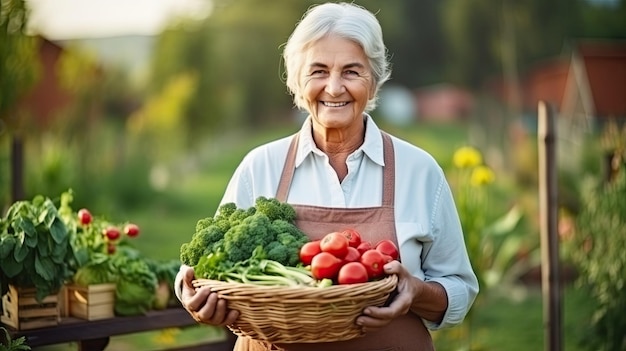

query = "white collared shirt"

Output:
[[218, 115, 479, 329]]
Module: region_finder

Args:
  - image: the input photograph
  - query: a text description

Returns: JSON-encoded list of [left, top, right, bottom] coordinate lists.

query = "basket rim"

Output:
[[193, 274, 397, 293]]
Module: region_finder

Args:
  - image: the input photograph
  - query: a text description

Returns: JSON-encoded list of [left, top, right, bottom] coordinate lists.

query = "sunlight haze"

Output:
[[27, 0, 212, 39]]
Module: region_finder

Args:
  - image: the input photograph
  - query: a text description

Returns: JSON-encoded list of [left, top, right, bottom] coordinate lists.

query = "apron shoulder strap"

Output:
[[381, 131, 395, 207], [276, 133, 299, 202]]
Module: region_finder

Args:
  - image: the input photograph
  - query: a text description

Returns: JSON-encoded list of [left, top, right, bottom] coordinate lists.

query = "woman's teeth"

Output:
[[323, 101, 348, 107]]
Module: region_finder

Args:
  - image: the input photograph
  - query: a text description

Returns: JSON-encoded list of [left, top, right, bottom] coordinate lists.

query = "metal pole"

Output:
[[10, 135, 25, 202], [537, 101, 562, 351]]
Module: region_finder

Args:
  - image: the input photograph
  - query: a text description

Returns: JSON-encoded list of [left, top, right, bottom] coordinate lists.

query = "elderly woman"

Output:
[[176, 2, 478, 350]]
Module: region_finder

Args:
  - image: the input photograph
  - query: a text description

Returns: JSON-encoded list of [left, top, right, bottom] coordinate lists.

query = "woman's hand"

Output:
[[179, 265, 240, 326], [355, 260, 424, 332]]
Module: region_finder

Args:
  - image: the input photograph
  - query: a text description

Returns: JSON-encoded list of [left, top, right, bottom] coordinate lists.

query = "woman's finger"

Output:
[[183, 285, 211, 312]]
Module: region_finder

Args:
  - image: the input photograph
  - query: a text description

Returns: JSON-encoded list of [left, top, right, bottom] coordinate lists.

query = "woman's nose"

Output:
[[325, 74, 345, 97]]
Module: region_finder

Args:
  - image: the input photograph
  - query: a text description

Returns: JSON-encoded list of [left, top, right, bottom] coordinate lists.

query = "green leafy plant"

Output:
[[447, 146, 534, 351], [569, 160, 626, 351], [449, 146, 529, 293], [110, 246, 158, 316], [0, 326, 31, 351], [57, 190, 161, 316], [0, 194, 75, 302], [58, 190, 141, 286], [145, 258, 181, 309]]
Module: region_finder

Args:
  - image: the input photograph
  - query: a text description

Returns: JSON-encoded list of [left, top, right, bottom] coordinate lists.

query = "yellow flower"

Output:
[[453, 146, 483, 169], [154, 328, 179, 345], [470, 165, 495, 186]]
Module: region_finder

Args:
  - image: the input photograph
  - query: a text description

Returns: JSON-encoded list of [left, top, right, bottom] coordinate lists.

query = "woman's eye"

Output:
[[310, 70, 326, 76], [344, 70, 359, 76]]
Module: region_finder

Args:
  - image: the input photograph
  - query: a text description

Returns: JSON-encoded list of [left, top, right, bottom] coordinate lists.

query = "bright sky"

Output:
[[27, 0, 212, 39]]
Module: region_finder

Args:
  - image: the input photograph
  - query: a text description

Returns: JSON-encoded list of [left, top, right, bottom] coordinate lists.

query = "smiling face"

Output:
[[300, 35, 375, 133]]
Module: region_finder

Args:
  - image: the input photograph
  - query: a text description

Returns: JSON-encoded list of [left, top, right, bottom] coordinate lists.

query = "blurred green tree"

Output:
[[148, 0, 308, 147], [0, 0, 39, 123], [149, 20, 223, 147], [441, 0, 577, 89], [359, 0, 448, 88], [0, 0, 40, 204]]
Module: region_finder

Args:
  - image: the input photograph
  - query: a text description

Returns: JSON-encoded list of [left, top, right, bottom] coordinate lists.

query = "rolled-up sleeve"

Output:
[[421, 177, 479, 330]]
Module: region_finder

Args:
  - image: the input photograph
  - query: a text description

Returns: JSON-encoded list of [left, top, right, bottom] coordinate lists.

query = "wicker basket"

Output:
[[193, 274, 398, 344]]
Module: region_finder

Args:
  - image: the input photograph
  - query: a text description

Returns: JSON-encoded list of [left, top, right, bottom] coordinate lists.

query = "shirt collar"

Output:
[[295, 114, 385, 167]]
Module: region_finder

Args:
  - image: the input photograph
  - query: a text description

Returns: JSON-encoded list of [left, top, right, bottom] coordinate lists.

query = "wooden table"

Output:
[[6, 307, 237, 351]]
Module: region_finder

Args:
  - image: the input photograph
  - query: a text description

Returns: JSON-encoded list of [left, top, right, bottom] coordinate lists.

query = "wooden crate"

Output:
[[1, 285, 60, 330], [66, 283, 116, 321]]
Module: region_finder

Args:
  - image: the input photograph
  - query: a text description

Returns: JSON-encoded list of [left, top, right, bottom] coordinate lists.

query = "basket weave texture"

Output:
[[193, 274, 398, 344]]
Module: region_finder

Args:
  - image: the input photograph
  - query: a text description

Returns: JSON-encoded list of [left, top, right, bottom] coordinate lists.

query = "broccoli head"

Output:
[[255, 197, 296, 222], [271, 219, 307, 240], [259, 219, 309, 266], [180, 218, 227, 266], [222, 213, 276, 263], [229, 207, 257, 226], [216, 202, 237, 221], [276, 231, 309, 266], [195, 216, 214, 232], [264, 241, 288, 264]]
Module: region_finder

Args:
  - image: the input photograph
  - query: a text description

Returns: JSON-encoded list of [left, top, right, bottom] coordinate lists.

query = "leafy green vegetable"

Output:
[[72, 253, 117, 286], [0, 194, 75, 302], [111, 246, 158, 316]]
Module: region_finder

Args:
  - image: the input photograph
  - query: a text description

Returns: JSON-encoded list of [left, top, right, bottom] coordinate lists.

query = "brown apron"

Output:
[[234, 132, 434, 351]]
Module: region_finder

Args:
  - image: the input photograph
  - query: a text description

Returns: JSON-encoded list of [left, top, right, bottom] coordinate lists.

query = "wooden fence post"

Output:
[[537, 101, 562, 351]]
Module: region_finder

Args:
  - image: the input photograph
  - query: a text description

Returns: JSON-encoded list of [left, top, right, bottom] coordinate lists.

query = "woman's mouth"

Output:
[[322, 101, 348, 107]]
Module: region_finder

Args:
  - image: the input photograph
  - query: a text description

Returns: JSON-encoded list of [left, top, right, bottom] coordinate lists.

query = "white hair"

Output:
[[282, 2, 392, 112]]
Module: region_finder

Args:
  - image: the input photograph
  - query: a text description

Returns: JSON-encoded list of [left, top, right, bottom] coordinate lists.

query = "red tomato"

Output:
[[375, 239, 399, 261], [360, 249, 387, 279], [77, 208, 92, 225], [341, 229, 362, 248], [299, 240, 322, 266], [381, 254, 394, 264], [103, 227, 121, 241], [320, 232, 349, 258], [337, 262, 369, 285], [356, 241, 373, 255], [124, 223, 140, 237], [310, 252, 343, 280], [342, 246, 361, 264]]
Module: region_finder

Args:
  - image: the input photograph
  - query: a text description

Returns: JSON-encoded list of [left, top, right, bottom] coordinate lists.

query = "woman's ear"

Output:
[[369, 85, 377, 100]]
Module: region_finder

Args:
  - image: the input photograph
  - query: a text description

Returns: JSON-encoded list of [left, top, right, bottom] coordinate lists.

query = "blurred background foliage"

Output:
[[2, 0, 623, 206], [1, 0, 626, 350]]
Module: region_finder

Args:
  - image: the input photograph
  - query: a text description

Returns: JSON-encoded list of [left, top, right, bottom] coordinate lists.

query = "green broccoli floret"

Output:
[[264, 241, 287, 263], [229, 207, 257, 226], [271, 219, 307, 240], [180, 219, 227, 266], [216, 202, 237, 221], [255, 197, 296, 222], [223, 213, 276, 263], [279, 233, 309, 267], [195, 216, 214, 232], [179, 243, 194, 266], [258, 219, 308, 266]]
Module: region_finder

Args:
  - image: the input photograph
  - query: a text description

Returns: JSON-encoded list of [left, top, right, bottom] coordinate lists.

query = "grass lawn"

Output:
[[432, 285, 593, 351], [29, 122, 595, 350]]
